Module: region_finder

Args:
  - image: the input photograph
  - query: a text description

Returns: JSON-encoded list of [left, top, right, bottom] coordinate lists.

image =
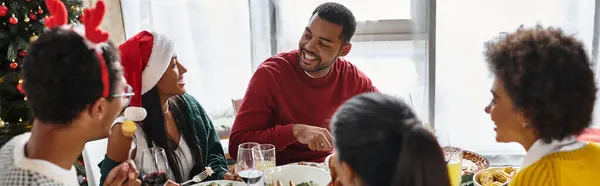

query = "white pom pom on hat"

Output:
[[118, 31, 175, 121], [124, 107, 147, 122]]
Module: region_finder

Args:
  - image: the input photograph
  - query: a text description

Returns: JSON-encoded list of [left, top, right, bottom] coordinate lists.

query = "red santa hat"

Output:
[[118, 31, 175, 121]]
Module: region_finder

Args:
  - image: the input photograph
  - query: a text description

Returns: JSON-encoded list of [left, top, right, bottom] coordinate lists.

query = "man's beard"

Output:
[[299, 50, 338, 73]]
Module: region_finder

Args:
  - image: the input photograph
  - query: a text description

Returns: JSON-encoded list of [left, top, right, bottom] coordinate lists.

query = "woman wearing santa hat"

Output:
[[98, 31, 234, 184]]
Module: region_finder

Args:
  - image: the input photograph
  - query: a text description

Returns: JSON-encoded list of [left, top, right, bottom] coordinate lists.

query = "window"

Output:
[[121, 0, 254, 120], [435, 0, 599, 155], [270, 0, 430, 121], [121, 0, 600, 158]]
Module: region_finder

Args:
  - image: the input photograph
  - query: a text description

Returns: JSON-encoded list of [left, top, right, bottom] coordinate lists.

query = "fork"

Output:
[[181, 167, 214, 185]]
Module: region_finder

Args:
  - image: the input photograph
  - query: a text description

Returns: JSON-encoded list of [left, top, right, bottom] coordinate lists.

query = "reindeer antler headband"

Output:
[[44, 0, 111, 97]]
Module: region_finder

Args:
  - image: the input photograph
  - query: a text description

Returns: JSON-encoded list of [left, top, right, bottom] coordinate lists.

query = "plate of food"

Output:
[[192, 180, 245, 186], [461, 150, 490, 185], [264, 165, 331, 186], [286, 161, 329, 172], [473, 167, 518, 186]]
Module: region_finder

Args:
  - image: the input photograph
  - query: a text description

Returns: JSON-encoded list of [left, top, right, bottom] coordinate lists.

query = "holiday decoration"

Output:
[[9, 14, 17, 24], [29, 35, 39, 42], [0, 3, 7, 17], [9, 62, 17, 69], [0, 1, 86, 184], [29, 12, 36, 20]]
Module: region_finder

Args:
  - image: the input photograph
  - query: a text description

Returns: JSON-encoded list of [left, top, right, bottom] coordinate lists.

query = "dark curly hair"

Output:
[[311, 2, 356, 43], [484, 25, 597, 143], [22, 28, 122, 124]]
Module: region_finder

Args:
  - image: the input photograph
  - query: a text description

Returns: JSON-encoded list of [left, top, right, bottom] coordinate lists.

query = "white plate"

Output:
[[192, 180, 245, 186], [286, 161, 330, 172], [263, 165, 331, 186]]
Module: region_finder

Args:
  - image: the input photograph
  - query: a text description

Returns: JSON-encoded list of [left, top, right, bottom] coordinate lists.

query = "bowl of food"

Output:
[[473, 167, 518, 186], [264, 165, 331, 186]]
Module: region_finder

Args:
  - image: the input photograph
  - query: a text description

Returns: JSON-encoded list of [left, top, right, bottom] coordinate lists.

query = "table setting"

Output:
[[193, 142, 331, 186]]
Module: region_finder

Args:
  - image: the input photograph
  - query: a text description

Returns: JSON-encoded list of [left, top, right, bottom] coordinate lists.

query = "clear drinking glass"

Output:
[[444, 146, 463, 186], [140, 147, 171, 186], [253, 144, 276, 171], [236, 142, 264, 186]]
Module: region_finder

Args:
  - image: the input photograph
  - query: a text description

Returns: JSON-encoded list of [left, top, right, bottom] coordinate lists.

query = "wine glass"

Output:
[[236, 142, 264, 186], [253, 144, 276, 171], [140, 147, 171, 186]]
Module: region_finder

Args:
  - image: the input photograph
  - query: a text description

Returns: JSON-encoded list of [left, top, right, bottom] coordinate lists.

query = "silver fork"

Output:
[[181, 167, 214, 185]]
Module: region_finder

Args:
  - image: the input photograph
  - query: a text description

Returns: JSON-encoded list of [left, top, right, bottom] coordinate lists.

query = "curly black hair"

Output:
[[22, 28, 122, 124], [311, 2, 357, 43], [484, 25, 597, 143]]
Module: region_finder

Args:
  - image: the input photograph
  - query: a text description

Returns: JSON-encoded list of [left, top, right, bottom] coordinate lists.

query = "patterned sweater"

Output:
[[0, 133, 79, 185]]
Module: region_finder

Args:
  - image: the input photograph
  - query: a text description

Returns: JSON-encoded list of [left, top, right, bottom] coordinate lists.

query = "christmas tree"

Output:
[[0, 0, 83, 145], [0, 1, 87, 185]]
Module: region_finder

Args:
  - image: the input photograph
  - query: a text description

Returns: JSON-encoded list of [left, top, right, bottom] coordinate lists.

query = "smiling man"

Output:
[[229, 2, 378, 165]]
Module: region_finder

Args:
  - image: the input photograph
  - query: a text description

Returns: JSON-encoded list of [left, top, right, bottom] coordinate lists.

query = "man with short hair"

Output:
[[230, 2, 377, 165], [0, 1, 141, 185]]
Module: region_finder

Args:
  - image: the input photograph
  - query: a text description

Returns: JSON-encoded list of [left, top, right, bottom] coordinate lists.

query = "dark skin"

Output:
[[484, 78, 538, 151], [292, 14, 351, 152], [108, 54, 238, 182], [298, 14, 351, 78], [26, 61, 142, 186]]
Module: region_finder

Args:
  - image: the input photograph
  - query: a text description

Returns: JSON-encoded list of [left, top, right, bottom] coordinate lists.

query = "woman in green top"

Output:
[[98, 31, 235, 184]]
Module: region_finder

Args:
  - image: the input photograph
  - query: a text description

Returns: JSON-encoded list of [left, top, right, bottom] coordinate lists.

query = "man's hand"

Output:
[[293, 124, 333, 151], [103, 160, 141, 186]]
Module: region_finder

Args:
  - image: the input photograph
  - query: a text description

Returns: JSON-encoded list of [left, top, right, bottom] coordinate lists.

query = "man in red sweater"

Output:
[[229, 2, 378, 165]]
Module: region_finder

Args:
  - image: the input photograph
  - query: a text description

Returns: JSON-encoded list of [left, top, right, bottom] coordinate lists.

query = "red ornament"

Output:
[[19, 50, 26, 57], [29, 12, 36, 20], [17, 81, 24, 94], [9, 62, 18, 69], [37, 7, 43, 14], [9, 15, 17, 24], [0, 3, 7, 17]]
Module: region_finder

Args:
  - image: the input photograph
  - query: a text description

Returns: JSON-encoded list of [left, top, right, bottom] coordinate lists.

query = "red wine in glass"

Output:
[[142, 171, 169, 186], [238, 169, 263, 184]]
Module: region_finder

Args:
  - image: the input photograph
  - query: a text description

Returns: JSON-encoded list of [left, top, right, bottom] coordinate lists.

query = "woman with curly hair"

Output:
[[484, 25, 600, 186]]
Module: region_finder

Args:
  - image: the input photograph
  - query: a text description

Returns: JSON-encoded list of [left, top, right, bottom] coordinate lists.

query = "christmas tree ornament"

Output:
[[29, 35, 39, 42], [23, 96, 27, 101], [9, 14, 18, 24], [29, 12, 36, 20], [17, 79, 23, 94], [37, 6, 43, 14], [24, 17, 30, 23], [0, 3, 7, 17], [19, 50, 27, 57], [0, 77, 4, 83], [0, 119, 5, 128], [9, 62, 18, 69]]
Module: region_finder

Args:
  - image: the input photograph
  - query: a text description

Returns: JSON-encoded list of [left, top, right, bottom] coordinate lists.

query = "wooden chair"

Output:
[[231, 99, 242, 116]]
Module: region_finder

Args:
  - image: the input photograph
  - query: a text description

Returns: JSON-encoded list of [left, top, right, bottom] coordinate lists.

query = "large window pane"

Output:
[[435, 0, 596, 154], [121, 0, 253, 119], [274, 0, 430, 120]]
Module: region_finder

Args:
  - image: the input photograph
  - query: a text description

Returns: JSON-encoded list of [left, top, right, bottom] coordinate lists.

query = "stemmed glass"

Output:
[[140, 147, 171, 186], [236, 142, 264, 186]]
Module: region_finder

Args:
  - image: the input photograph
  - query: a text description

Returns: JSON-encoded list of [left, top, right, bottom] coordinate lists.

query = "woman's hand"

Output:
[[166, 180, 180, 186], [224, 166, 242, 181], [223, 172, 241, 181], [103, 160, 141, 186]]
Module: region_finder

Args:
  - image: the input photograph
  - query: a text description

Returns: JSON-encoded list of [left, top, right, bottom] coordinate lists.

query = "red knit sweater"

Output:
[[229, 50, 378, 165]]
